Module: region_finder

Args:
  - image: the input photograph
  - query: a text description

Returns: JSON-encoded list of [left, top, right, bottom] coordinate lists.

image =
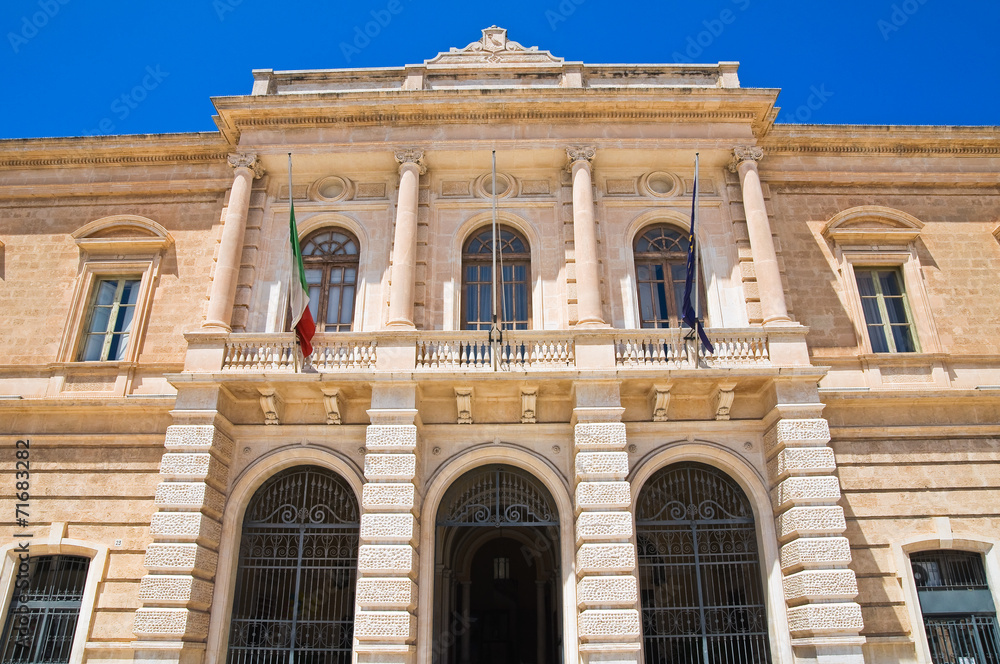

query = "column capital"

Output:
[[394, 148, 427, 175], [566, 145, 596, 166], [728, 145, 764, 172], [227, 153, 264, 178]]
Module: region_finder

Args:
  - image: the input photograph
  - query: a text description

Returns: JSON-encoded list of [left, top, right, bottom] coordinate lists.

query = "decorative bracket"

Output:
[[521, 387, 538, 424], [321, 386, 342, 425], [713, 381, 738, 421], [455, 387, 473, 424], [258, 387, 282, 425], [649, 383, 673, 422]]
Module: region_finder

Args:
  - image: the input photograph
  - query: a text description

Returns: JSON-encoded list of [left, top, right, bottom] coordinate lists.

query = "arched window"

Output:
[[462, 226, 531, 330], [301, 228, 360, 332], [636, 462, 771, 664], [633, 225, 701, 329], [228, 466, 359, 664]]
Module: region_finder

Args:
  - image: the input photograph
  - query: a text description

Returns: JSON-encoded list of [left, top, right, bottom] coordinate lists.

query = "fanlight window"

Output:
[[228, 466, 359, 664], [436, 465, 557, 527], [462, 226, 530, 330], [301, 229, 360, 332], [636, 462, 771, 664], [634, 225, 701, 329]]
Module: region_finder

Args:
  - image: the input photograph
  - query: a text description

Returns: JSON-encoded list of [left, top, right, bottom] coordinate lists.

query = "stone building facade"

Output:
[[1, 26, 999, 664]]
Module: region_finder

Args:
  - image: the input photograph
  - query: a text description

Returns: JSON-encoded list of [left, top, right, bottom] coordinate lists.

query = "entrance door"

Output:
[[433, 465, 562, 664]]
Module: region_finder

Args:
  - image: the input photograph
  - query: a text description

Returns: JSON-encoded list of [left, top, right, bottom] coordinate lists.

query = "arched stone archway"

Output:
[[636, 461, 772, 664], [432, 464, 562, 664]]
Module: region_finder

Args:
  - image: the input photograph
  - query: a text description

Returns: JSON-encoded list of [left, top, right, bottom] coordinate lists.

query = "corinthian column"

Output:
[[203, 153, 263, 330], [729, 146, 791, 325], [386, 149, 426, 329], [567, 146, 607, 327]]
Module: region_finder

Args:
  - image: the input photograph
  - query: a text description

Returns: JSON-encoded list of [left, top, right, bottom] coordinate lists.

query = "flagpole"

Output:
[[693, 152, 700, 368], [490, 150, 499, 371], [288, 152, 301, 372]]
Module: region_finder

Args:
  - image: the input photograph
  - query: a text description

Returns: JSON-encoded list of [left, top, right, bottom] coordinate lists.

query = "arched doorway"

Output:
[[636, 462, 771, 664], [433, 465, 562, 664], [227, 465, 360, 664]]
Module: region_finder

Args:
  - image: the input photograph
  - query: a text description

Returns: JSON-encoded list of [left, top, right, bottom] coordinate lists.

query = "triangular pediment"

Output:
[[424, 26, 564, 66]]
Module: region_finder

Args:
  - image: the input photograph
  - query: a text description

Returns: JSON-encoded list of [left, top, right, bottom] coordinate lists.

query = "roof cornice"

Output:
[[0, 132, 231, 170]]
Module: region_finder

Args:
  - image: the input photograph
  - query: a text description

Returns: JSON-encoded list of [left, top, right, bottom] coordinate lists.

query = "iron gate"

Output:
[[436, 465, 559, 527], [228, 466, 359, 664], [635, 462, 771, 664]]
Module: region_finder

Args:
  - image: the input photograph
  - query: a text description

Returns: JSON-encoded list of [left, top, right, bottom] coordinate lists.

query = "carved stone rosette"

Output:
[[227, 152, 264, 179]]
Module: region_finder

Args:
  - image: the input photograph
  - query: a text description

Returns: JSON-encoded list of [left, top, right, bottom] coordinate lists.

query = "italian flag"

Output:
[[289, 199, 316, 357]]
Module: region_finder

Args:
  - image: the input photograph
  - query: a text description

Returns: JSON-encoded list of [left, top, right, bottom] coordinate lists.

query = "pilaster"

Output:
[[572, 386, 642, 664], [133, 423, 233, 664], [355, 400, 420, 664], [765, 415, 865, 664]]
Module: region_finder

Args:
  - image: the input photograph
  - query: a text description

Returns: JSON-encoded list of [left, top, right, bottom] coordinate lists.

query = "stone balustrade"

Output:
[[217, 328, 786, 373]]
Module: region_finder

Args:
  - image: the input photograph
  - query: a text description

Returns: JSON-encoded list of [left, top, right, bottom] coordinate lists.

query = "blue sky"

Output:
[[2, 0, 998, 139]]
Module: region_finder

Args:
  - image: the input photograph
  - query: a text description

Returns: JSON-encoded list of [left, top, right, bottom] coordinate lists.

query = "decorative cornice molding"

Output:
[[0, 151, 230, 170], [761, 143, 1000, 156], [728, 145, 763, 172], [228, 153, 264, 178], [394, 148, 427, 175]]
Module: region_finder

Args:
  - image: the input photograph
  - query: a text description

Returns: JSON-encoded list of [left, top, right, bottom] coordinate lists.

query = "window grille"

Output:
[[636, 462, 771, 664], [227, 466, 359, 664], [0, 555, 89, 664]]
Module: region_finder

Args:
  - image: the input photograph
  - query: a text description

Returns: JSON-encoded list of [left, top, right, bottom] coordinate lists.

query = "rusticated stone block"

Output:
[[143, 544, 218, 577], [577, 543, 636, 573], [780, 537, 852, 571], [150, 512, 222, 546], [355, 578, 416, 609], [786, 602, 864, 635], [358, 545, 415, 575], [774, 476, 841, 509], [768, 447, 837, 481], [575, 452, 629, 479], [576, 482, 632, 510], [354, 610, 415, 641], [783, 569, 859, 604], [777, 506, 846, 541], [159, 453, 228, 490], [154, 482, 225, 517], [578, 609, 641, 640], [576, 512, 633, 542], [163, 425, 234, 461], [132, 608, 211, 638], [574, 423, 627, 451], [137, 575, 214, 609], [765, 418, 831, 453], [360, 513, 417, 543], [364, 453, 417, 482], [365, 425, 417, 451], [577, 576, 638, 607], [362, 483, 416, 512]]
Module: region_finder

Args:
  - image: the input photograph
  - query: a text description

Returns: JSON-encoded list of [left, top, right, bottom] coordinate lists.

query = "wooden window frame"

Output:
[[461, 226, 531, 331], [633, 224, 705, 329], [300, 228, 361, 333]]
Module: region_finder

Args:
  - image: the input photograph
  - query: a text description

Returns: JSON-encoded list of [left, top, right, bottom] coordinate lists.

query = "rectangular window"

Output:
[[854, 267, 917, 353], [77, 277, 141, 361], [0, 555, 89, 664]]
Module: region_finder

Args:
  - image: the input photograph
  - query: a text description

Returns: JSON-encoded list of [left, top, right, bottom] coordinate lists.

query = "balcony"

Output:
[[214, 328, 781, 374]]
